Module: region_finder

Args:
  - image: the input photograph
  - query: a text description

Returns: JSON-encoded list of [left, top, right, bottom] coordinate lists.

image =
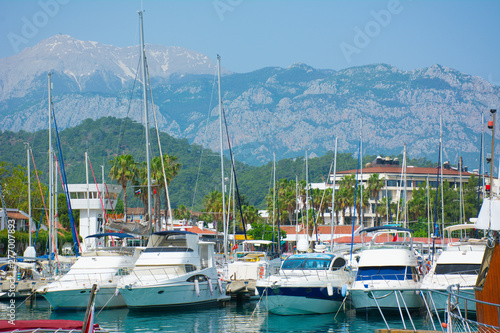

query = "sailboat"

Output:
[[225, 152, 281, 299], [116, 13, 230, 309], [39, 72, 143, 309]]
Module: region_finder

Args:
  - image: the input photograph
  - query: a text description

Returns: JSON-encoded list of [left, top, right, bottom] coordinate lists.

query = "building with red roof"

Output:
[[323, 155, 479, 228]]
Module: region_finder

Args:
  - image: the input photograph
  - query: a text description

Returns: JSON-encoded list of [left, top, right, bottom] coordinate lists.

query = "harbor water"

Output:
[[1, 298, 444, 332]]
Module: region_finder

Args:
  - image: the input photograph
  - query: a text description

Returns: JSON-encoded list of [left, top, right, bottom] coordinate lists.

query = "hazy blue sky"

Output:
[[1, 0, 499, 84]]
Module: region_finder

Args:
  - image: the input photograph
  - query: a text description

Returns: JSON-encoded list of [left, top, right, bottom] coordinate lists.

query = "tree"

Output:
[[203, 190, 223, 231], [173, 204, 190, 220], [339, 175, 356, 224], [367, 173, 385, 226], [151, 154, 182, 229], [108, 154, 137, 221]]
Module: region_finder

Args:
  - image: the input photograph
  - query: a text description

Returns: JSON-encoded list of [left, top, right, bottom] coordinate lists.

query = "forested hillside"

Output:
[[0, 117, 436, 210]]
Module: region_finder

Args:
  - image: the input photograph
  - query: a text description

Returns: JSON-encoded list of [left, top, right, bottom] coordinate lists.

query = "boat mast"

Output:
[[403, 143, 407, 228], [330, 137, 338, 247], [139, 11, 152, 226], [48, 73, 53, 258], [86, 152, 90, 237], [305, 150, 309, 245], [489, 109, 496, 199], [360, 119, 363, 226], [217, 55, 228, 259], [27, 144, 31, 247], [440, 115, 444, 244], [273, 152, 276, 249]]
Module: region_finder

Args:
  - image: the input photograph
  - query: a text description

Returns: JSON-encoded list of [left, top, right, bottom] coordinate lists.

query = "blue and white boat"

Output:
[[349, 226, 424, 312], [255, 253, 351, 315]]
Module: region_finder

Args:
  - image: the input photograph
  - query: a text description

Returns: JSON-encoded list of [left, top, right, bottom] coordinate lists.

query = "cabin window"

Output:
[[185, 264, 197, 273], [434, 264, 481, 275], [282, 258, 331, 270], [356, 266, 412, 281], [187, 274, 208, 282], [331, 257, 346, 270]]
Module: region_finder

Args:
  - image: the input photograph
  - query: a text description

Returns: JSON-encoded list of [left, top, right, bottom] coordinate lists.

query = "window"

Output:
[[356, 266, 412, 281], [435, 264, 481, 275], [387, 180, 398, 187]]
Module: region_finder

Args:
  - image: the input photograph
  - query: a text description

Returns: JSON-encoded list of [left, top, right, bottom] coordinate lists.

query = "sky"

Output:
[[0, 0, 499, 84]]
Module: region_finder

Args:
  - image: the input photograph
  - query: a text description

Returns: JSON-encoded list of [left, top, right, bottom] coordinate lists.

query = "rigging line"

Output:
[[51, 101, 77, 259], [190, 68, 218, 217], [221, 104, 247, 238], [317, 149, 336, 222], [116, 57, 142, 156], [88, 156, 112, 237], [53, 152, 82, 252], [349, 139, 361, 264], [146, 61, 173, 230], [29, 147, 52, 249]]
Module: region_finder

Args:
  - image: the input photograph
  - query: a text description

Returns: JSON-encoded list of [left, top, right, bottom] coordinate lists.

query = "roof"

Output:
[[336, 165, 473, 177], [153, 230, 197, 236], [360, 226, 414, 234], [175, 225, 217, 235], [279, 225, 360, 235], [0, 209, 29, 220], [85, 232, 136, 239]]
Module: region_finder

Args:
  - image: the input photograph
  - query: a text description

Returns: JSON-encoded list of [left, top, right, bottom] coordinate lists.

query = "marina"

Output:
[[0, 2, 499, 333], [0, 297, 447, 333]]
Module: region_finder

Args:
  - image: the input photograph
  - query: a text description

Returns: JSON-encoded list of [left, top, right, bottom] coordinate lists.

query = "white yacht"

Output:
[[349, 226, 424, 312], [255, 253, 352, 315], [118, 230, 230, 309], [39, 233, 140, 310], [225, 240, 281, 298], [420, 224, 485, 314]]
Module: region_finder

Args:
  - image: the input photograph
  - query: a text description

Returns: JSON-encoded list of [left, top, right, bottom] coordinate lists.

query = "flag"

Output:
[[135, 188, 141, 195], [392, 233, 398, 242]]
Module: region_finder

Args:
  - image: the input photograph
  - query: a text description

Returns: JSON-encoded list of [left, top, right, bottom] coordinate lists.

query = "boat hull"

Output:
[[423, 288, 476, 313], [350, 288, 424, 312], [257, 286, 345, 315], [41, 287, 126, 310], [120, 280, 229, 309]]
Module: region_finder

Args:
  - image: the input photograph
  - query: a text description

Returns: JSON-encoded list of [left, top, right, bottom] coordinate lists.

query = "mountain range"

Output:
[[1, 34, 499, 167]]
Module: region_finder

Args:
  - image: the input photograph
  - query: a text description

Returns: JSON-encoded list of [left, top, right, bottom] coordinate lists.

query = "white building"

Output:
[[68, 183, 121, 249]]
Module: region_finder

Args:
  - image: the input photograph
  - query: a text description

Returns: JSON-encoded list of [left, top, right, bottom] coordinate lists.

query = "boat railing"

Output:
[[54, 271, 125, 288], [129, 266, 188, 285], [444, 284, 500, 332], [440, 270, 480, 285]]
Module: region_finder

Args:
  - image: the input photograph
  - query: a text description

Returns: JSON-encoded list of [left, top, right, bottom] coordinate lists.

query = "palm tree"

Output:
[[151, 154, 181, 228], [134, 161, 149, 215], [340, 175, 356, 224], [203, 190, 223, 231], [109, 154, 137, 222], [367, 173, 385, 226], [173, 204, 190, 220]]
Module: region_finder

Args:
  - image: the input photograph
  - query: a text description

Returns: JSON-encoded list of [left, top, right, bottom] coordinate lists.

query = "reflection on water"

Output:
[[0, 298, 441, 333]]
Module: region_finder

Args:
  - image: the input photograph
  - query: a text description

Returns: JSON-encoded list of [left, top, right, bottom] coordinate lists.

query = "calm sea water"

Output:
[[1, 298, 443, 333]]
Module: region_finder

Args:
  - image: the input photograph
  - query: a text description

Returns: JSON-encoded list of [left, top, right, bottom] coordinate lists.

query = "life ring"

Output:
[[258, 266, 265, 279]]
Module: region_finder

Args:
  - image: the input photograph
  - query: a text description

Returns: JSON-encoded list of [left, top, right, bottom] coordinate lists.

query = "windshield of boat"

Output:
[[282, 258, 331, 270], [356, 266, 413, 281], [435, 264, 481, 275]]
